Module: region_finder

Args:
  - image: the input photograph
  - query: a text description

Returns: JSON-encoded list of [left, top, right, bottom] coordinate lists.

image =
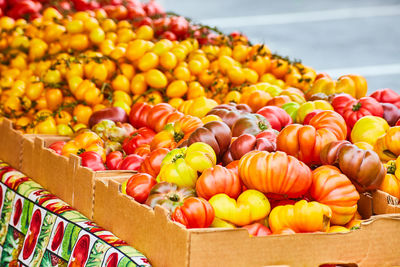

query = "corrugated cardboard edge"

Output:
[[0, 118, 24, 169], [93, 178, 190, 267], [372, 189, 400, 214], [94, 177, 400, 267]]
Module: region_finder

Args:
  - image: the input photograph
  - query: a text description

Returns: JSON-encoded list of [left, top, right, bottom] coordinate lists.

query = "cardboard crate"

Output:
[[372, 190, 400, 215], [94, 177, 400, 267], [71, 155, 135, 219], [0, 118, 26, 169]]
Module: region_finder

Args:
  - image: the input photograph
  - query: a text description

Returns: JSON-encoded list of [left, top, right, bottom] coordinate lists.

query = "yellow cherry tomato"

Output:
[[73, 104, 93, 125], [160, 52, 177, 70], [201, 115, 223, 124], [111, 74, 130, 93], [168, 98, 184, 109], [187, 81, 205, 99], [43, 69, 62, 84], [113, 100, 131, 114], [166, 80, 188, 98], [55, 110, 73, 125], [90, 27, 105, 44], [188, 60, 203, 75], [35, 117, 58, 135], [120, 63, 135, 80], [227, 66, 246, 85], [173, 66, 191, 82], [69, 34, 89, 51], [138, 52, 159, 72], [45, 89, 63, 111], [145, 69, 167, 89], [126, 39, 148, 61], [131, 73, 147, 95], [136, 25, 154, 40], [113, 90, 132, 106], [57, 124, 74, 136]]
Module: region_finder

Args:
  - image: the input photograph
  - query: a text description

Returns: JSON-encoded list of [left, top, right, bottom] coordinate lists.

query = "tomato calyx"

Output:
[[173, 131, 184, 143], [77, 148, 86, 155], [172, 154, 184, 162], [167, 193, 180, 202], [386, 160, 396, 174], [258, 121, 269, 131], [352, 102, 362, 111]]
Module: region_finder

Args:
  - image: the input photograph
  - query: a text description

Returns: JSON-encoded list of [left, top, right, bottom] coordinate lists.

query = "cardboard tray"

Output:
[[372, 190, 400, 214], [21, 135, 135, 220], [93, 177, 400, 267]]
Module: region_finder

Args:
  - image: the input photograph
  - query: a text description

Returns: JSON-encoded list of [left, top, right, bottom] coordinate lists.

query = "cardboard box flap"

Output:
[[0, 118, 23, 168]]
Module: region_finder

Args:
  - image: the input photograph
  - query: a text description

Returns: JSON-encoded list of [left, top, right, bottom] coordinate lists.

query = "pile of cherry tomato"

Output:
[[1, 3, 400, 236]]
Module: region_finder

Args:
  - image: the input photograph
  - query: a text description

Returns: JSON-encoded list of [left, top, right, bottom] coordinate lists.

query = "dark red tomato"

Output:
[[242, 223, 272, 237], [170, 16, 189, 37], [72, 0, 100, 11], [134, 17, 153, 27], [106, 253, 118, 267], [370, 88, 400, 108], [51, 221, 64, 251], [153, 17, 171, 35], [106, 151, 124, 170], [257, 106, 292, 131], [303, 109, 324, 125], [122, 127, 155, 155], [80, 151, 106, 171], [143, 0, 165, 16], [124, 173, 157, 203], [382, 103, 400, 126], [118, 154, 144, 171], [160, 31, 177, 41], [127, 4, 146, 18], [23, 209, 42, 260], [7, 0, 41, 19], [69, 234, 90, 267], [49, 141, 66, 155], [13, 199, 22, 226], [129, 102, 152, 129], [331, 93, 383, 129], [255, 129, 278, 144]]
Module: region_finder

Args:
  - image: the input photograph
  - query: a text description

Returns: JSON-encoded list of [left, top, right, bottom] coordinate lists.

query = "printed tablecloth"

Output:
[[0, 161, 151, 266]]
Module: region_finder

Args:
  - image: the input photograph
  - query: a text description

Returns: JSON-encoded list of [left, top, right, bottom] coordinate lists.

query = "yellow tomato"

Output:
[[44, 24, 65, 43], [57, 124, 74, 136], [188, 60, 203, 75], [130, 73, 147, 95], [117, 28, 135, 43], [35, 117, 58, 135], [89, 27, 105, 44], [354, 142, 374, 151], [10, 80, 26, 97], [0, 17, 15, 31], [113, 90, 132, 106], [111, 75, 130, 93], [227, 66, 246, 85], [328, 226, 350, 233], [120, 63, 135, 80], [232, 44, 249, 62], [351, 116, 389, 146], [145, 69, 167, 89], [126, 39, 149, 61], [99, 39, 115, 55], [55, 110, 72, 125], [168, 98, 184, 109], [187, 81, 205, 99], [145, 91, 163, 105], [136, 25, 154, 40], [69, 34, 89, 51], [224, 91, 242, 104], [84, 87, 104, 106], [42, 7, 63, 21], [36, 96, 48, 110], [29, 38, 48, 61], [73, 123, 87, 132], [138, 52, 159, 72], [109, 46, 126, 61], [160, 52, 177, 70], [113, 100, 131, 114], [243, 68, 259, 84], [201, 115, 222, 124], [173, 66, 191, 82], [73, 104, 93, 125], [15, 116, 31, 129], [101, 19, 117, 32], [152, 39, 173, 55], [43, 69, 62, 84], [68, 76, 83, 95], [166, 80, 188, 98], [3, 96, 21, 114], [45, 89, 63, 111]]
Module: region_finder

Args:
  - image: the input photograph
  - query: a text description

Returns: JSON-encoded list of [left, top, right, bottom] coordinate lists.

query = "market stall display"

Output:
[[0, 1, 400, 266]]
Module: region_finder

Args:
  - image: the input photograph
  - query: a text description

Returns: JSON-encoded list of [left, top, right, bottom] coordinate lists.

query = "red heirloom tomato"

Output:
[[207, 103, 250, 129], [277, 110, 347, 165], [140, 148, 170, 177], [146, 103, 175, 132], [303, 109, 324, 125], [80, 151, 105, 171], [172, 197, 215, 229], [123, 173, 157, 204], [118, 154, 144, 171], [239, 151, 312, 198], [370, 88, 400, 108], [122, 127, 155, 155], [257, 106, 292, 131], [242, 223, 272, 236], [170, 16, 189, 38], [49, 141, 66, 155], [106, 151, 124, 170], [331, 93, 383, 129], [196, 165, 242, 200], [129, 102, 152, 129]]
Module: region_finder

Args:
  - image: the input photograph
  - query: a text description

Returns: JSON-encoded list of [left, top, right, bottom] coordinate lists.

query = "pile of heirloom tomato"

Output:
[[1, 1, 400, 236]]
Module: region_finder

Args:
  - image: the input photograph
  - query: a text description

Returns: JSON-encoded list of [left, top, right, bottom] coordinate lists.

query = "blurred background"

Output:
[[161, 0, 400, 93]]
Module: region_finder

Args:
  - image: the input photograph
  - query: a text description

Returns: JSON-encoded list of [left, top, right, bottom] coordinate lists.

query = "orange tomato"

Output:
[[73, 104, 93, 125], [45, 89, 63, 111]]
